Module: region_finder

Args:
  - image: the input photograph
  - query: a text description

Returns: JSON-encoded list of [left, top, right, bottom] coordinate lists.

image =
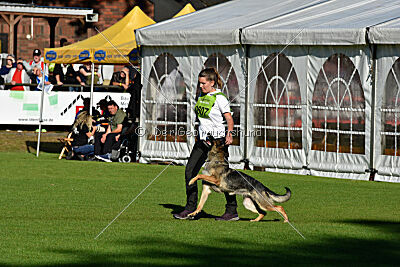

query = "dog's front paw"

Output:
[[188, 178, 197, 185]]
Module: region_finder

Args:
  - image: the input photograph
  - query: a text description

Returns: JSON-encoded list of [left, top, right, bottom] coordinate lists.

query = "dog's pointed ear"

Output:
[[217, 138, 225, 147]]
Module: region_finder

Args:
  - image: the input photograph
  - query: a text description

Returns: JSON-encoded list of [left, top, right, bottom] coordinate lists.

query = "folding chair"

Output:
[[58, 132, 74, 159]]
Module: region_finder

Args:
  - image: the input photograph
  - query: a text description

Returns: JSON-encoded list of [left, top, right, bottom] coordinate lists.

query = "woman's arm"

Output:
[[86, 125, 97, 138], [80, 67, 90, 77], [223, 112, 234, 145]]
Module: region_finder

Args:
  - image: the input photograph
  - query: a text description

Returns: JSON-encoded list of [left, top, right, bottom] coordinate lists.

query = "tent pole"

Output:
[[36, 63, 47, 157], [90, 62, 95, 115]]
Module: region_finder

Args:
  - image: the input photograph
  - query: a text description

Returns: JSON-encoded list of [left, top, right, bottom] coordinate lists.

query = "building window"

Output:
[[201, 53, 240, 145], [145, 53, 188, 142], [381, 57, 400, 156], [312, 53, 365, 154], [254, 53, 302, 149]]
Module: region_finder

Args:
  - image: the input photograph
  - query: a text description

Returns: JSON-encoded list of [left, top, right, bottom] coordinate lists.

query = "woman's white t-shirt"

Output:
[[198, 89, 231, 140]]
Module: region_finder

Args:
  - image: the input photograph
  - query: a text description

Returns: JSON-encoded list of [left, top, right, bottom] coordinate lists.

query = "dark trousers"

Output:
[[184, 140, 237, 214], [94, 132, 119, 155]]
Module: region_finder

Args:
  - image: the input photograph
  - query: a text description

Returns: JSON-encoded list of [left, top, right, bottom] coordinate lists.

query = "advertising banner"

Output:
[[0, 91, 130, 126]]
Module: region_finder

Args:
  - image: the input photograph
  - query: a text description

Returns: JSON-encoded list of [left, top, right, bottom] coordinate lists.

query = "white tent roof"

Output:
[[242, 0, 400, 45], [136, 0, 400, 46], [135, 0, 328, 45], [370, 17, 400, 44]]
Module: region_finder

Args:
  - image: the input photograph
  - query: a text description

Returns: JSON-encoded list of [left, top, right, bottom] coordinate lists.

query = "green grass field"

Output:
[[1, 151, 399, 266]]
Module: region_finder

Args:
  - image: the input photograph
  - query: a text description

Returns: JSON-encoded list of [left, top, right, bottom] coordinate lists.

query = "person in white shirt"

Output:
[[173, 68, 238, 221]]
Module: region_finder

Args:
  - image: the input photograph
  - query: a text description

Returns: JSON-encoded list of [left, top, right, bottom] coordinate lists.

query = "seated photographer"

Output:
[[67, 111, 96, 160], [94, 100, 126, 162]]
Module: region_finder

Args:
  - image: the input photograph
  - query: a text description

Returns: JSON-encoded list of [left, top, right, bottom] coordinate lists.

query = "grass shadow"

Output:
[[26, 141, 62, 154], [14, 231, 400, 266], [334, 219, 400, 234]]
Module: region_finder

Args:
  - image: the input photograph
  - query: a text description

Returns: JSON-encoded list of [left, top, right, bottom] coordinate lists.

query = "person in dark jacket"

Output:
[[53, 63, 78, 91]]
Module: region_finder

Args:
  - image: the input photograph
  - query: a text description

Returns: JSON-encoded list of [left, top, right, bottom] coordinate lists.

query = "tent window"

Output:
[[381, 58, 400, 156], [200, 53, 240, 146], [254, 53, 302, 149], [145, 53, 188, 143], [312, 53, 365, 154]]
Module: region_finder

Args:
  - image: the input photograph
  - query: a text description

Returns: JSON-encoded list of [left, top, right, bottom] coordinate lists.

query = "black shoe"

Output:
[[76, 154, 85, 161], [173, 210, 195, 220], [66, 151, 75, 160], [215, 213, 239, 221], [87, 155, 97, 161]]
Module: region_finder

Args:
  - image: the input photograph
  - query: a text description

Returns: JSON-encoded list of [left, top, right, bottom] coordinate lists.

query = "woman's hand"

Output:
[[101, 133, 107, 143], [223, 112, 234, 145], [225, 131, 233, 145]]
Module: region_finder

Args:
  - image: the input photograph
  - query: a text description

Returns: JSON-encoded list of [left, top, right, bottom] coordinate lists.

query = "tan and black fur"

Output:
[[188, 137, 291, 222]]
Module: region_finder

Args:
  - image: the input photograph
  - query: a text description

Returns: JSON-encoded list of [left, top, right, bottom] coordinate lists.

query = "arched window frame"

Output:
[[254, 53, 302, 149], [312, 53, 365, 154], [144, 53, 188, 143], [381, 58, 400, 156]]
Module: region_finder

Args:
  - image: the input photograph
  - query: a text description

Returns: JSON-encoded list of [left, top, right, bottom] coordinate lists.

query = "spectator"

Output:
[[88, 64, 103, 91], [77, 63, 102, 91], [126, 66, 142, 121], [67, 111, 97, 160], [28, 49, 45, 73], [110, 66, 129, 92], [53, 63, 78, 91], [60, 38, 68, 47], [33, 67, 53, 93], [94, 100, 126, 162], [0, 54, 16, 89], [77, 62, 90, 87], [0, 54, 16, 76], [4, 59, 31, 91]]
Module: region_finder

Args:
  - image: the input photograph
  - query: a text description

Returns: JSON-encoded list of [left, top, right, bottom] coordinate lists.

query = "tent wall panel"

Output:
[[307, 45, 371, 178], [139, 45, 245, 164], [374, 45, 400, 182], [247, 45, 308, 170]]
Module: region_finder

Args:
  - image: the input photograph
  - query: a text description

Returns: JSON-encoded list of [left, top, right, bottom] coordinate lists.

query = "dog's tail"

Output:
[[266, 187, 291, 203]]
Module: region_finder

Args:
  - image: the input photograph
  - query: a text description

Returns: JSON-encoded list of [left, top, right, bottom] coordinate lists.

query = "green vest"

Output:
[[195, 92, 227, 118]]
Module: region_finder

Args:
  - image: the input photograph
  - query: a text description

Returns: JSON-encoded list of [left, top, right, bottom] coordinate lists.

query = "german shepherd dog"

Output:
[[188, 137, 291, 222]]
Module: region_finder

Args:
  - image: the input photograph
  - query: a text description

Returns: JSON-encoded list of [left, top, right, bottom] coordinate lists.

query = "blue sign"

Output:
[[94, 50, 106, 61], [45, 51, 57, 61], [79, 50, 90, 60]]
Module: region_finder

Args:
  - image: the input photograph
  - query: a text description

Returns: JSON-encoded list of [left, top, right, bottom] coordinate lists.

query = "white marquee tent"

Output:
[[135, 0, 400, 183]]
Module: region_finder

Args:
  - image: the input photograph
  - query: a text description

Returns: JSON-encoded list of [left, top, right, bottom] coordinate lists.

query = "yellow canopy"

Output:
[[173, 3, 196, 18], [44, 6, 155, 64]]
